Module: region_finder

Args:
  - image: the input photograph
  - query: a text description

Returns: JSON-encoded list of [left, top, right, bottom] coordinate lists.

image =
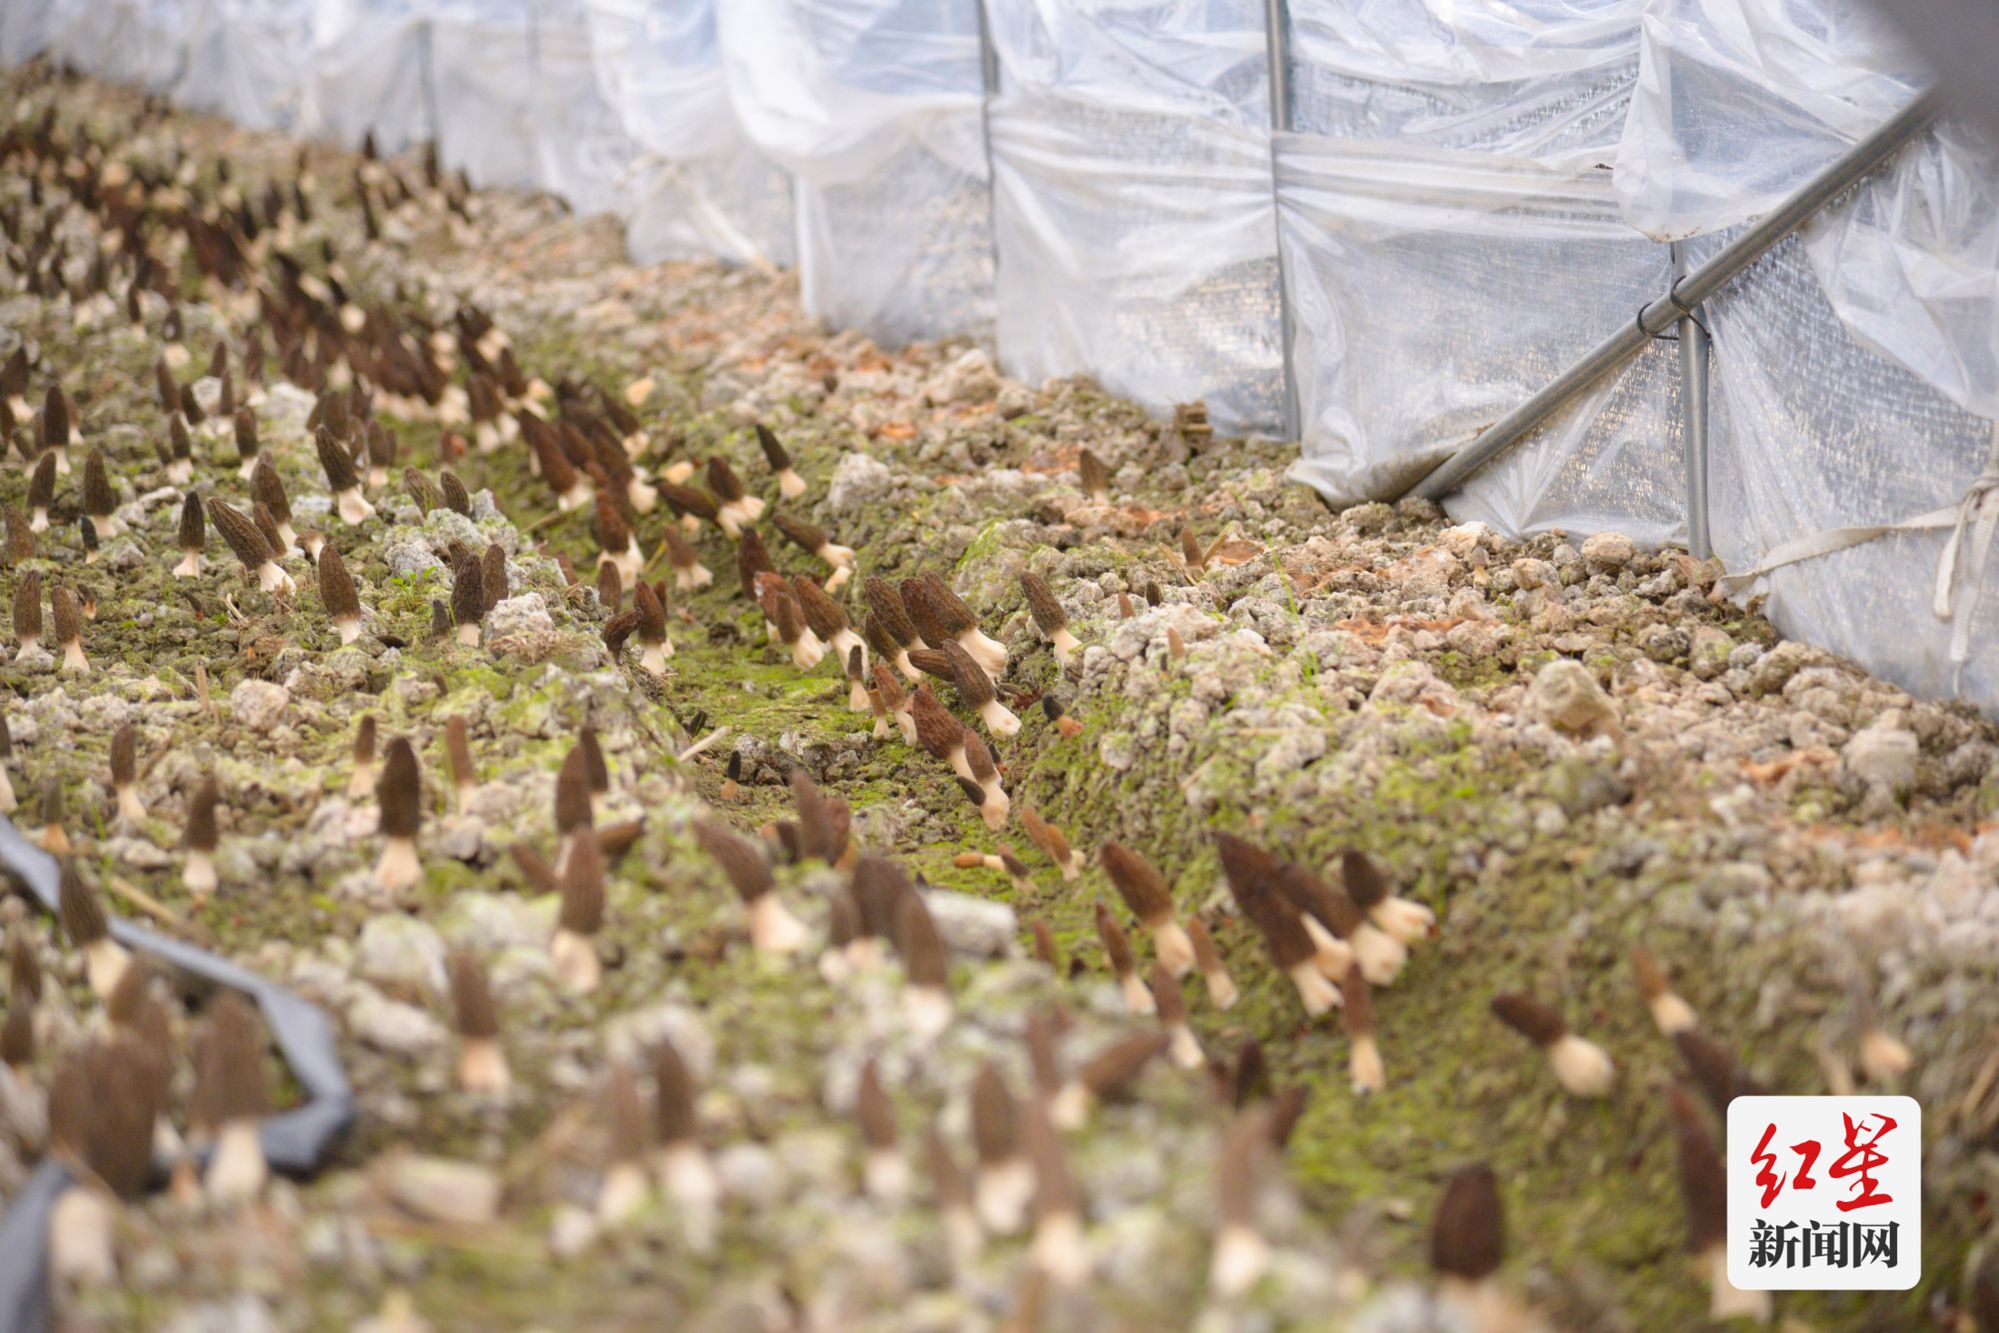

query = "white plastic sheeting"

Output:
[[301, 0, 434, 154], [429, 0, 537, 189], [527, 0, 636, 217], [176, 0, 314, 130], [1609, 1, 1999, 704], [42, 0, 190, 91], [1280, 0, 1685, 545], [584, 0, 793, 266], [985, 0, 1284, 435], [719, 0, 992, 346]]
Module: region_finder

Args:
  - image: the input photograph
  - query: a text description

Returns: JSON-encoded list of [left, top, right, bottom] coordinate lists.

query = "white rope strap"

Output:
[[1716, 423, 1999, 686]]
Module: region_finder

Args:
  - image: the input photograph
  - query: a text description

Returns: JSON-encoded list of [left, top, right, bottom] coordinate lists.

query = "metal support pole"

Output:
[[418, 18, 443, 156], [1408, 87, 1942, 503], [975, 0, 1002, 306], [1262, 0, 1302, 442], [1671, 240, 1714, 560]]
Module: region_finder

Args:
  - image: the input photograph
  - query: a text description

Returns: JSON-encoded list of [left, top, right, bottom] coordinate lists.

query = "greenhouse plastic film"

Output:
[[431, 0, 538, 190], [1278, 135, 1683, 541], [528, 0, 636, 218], [302, 0, 435, 154], [584, 0, 793, 267], [1287, 0, 1643, 168], [175, 0, 314, 131], [0, 0, 55, 64], [719, 0, 990, 346], [984, 0, 1282, 435], [43, 0, 190, 92], [1696, 232, 1999, 708]]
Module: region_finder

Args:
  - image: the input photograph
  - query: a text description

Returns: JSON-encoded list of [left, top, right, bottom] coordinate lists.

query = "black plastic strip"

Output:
[[0, 817, 356, 1331]]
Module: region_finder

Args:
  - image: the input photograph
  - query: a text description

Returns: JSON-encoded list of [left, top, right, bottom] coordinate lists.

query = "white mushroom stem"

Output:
[[456, 622, 481, 648], [61, 641, 88, 674], [844, 937, 887, 972], [830, 628, 865, 668], [256, 561, 295, 596], [206, 1118, 268, 1203], [1701, 1246, 1772, 1322], [640, 642, 674, 675], [978, 699, 1020, 738], [108, 778, 144, 825], [332, 614, 362, 646], [459, 1036, 510, 1094], [336, 488, 374, 524], [903, 984, 953, 1040], [375, 836, 421, 894], [1649, 990, 1698, 1037], [238, 458, 261, 482], [974, 1158, 1033, 1235], [1118, 971, 1156, 1017], [1353, 924, 1406, 986], [1048, 1082, 1091, 1132], [894, 707, 917, 747], [823, 566, 852, 593], [1370, 896, 1435, 945], [956, 629, 1008, 680], [174, 550, 201, 578], [749, 893, 809, 955], [945, 1204, 983, 1269], [816, 540, 854, 570], [847, 679, 870, 712], [1033, 1209, 1091, 1286], [871, 714, 892, 741], [168, 460, 193, 486], [89, 514, 122, 541], [347, 761, 376, 800], [1167, 1022, 1204, 1071], [274, 520, 297, 553], [1288, 960, 1341, 1017], [28, 507, 47, 534], [597, 1161, 650, 1228], [1049, 627, 1081, 666], [1057, 852, 1083, 883], [790, 630, 825, 672], [83, 938, 131, 1003], [607, 539, 643, 585], [558, 480, 593, 513], [48, 1185, 117, 1286], [945, 746, 975, 786], [15, 634, 38, 659], [0, 768, 14, 814], [1302, 915, 1357, 981], [778, 468, 807, 500], [550, 928, 601, 993], [864, 1150, 909, 1202], [1350, 1034, 1385, 1095], [1210, 1222, 1269, 1300], [660, 460, 696, 486], [673, 562, 712, 592], [1548, 1034, 1616, 1097], [716, 509, 743, 540], [891, 648, 919, 683], [626, 477, 657, 514], [655, 1140, 718, 1208], [817, 946, 852, 985], [185, 848, 218, 899], [977, 781, 1009, 832], [1147, 918, 1195, 978]]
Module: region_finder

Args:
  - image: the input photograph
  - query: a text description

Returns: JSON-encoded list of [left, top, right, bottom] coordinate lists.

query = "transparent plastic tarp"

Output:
[[1280, 136, 1684, 540], [302, 0, 435, 154], [719, 0, 991, 346], [527, 0, 636, 217], [1615, 0, 1999, 707], [42, 0, 190, 90], [583, 0, 794, 266], [0, 0, 55, 65], [1280, 0, 1684, 539], [430, 0, 537, 190], [985, 0, 1283, 434], [176, 0, 314, 130]]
